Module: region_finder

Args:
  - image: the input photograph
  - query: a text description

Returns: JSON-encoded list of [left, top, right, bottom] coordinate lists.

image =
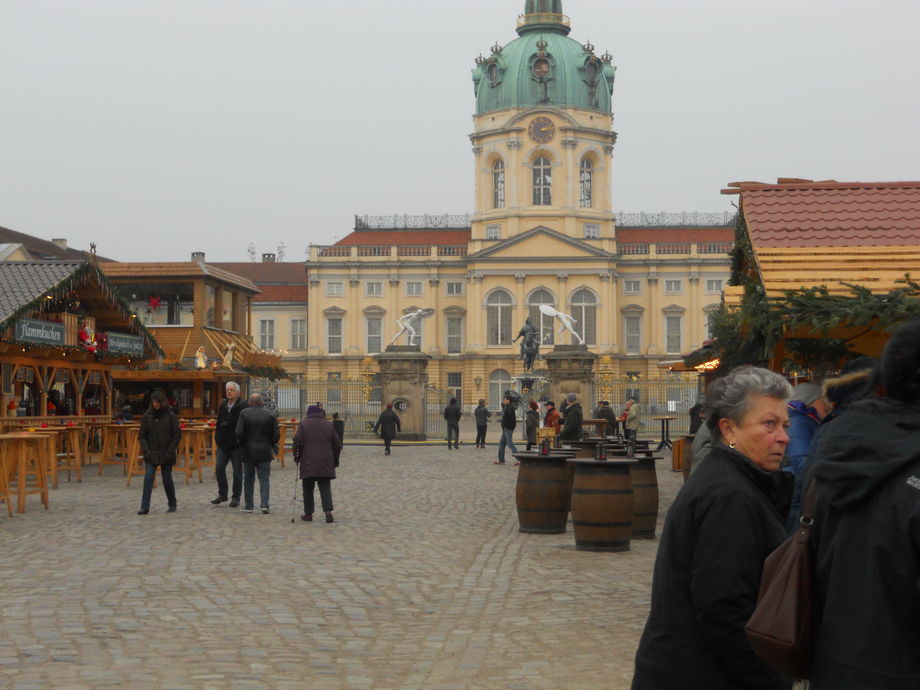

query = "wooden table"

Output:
[[512, 450, 575, 534], [653, 416, 677, 451], [0, 432, 52, 513]]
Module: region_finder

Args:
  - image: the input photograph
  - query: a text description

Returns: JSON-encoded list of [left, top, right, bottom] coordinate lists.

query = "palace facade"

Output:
[[304, 1, 732, 408]]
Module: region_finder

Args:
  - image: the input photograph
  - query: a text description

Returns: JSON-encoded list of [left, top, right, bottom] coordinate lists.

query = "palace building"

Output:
[[305, 1, 732, 408]]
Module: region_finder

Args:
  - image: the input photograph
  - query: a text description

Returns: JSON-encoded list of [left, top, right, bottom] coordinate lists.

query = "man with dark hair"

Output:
[[211, 381, 248, 507], [235, 392, 279, 514], [474, 399, 491, 448], [443, 397, 461, 449], [494, 395, 519, 465]]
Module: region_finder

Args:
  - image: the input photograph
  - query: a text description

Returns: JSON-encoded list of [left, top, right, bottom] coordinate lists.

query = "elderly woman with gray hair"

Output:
[[632, 366, 794, 690]]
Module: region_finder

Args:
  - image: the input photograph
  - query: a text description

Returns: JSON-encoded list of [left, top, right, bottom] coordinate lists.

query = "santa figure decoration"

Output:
[[78, 320, 98, 353]]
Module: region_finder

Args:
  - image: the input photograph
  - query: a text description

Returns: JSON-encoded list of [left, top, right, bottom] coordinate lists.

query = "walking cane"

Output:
[[290, 459, 299, 523]]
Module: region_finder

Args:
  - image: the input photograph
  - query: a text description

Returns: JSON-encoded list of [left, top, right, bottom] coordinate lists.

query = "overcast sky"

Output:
[[2, 0, 919, 262]]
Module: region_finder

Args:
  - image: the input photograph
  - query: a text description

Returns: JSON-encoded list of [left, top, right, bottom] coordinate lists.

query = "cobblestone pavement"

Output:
[[0, 441, 683, 689]]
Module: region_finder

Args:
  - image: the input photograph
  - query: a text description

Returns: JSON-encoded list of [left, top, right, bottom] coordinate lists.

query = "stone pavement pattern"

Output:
[[0, 443, 682, 689]]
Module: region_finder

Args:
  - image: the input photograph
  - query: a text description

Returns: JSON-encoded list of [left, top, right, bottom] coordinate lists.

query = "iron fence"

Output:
[[591, 375, 703, 437]]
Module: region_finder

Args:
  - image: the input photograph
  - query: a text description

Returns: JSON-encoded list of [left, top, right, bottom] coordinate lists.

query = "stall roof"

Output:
[[99, 261, 260, 294], [0, 261, 163, 356]]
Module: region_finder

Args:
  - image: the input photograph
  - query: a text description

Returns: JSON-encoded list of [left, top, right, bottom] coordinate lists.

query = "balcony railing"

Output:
[[615, 211, 735, 227], [357, 246, 389, 257], [317, 246, 351, 257], [397, 245, 432, 256], [656, 243, 691, 254], [620, 243, 649, 255], [438, 245, 467, 256], [698, 242, 734, 254]]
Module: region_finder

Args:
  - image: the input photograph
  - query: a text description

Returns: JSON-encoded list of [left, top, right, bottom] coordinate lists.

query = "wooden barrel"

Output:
[[630, 459, 659, 539], [569, 459, 635, 552], [514, 454, 571, 534]]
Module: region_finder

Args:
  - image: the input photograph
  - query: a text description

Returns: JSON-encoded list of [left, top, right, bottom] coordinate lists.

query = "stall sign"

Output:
[[16, 368, 34, 383], [106, 332, 145, 356], [16, 318, 65, 345]]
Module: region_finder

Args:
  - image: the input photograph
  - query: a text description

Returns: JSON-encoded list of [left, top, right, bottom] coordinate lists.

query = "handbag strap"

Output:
[[796, 478, 817, 542]]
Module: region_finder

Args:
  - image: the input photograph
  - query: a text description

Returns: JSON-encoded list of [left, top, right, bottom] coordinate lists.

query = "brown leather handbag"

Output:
[[745, 480, 818, 679]]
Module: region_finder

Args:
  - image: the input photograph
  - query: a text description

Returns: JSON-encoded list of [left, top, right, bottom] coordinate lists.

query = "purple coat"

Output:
[[293, 412, 342, 480]]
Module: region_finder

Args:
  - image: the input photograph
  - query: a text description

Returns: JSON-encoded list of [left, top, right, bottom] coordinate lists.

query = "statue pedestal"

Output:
[[375, 346, 430, 440], [543, 345, 597, 406]]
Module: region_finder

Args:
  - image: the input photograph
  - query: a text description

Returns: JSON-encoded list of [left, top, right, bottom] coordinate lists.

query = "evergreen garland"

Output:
[[686, 206, 920, 370]]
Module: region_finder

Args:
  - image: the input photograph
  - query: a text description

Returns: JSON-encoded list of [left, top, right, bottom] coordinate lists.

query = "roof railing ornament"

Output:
[[601, 51, 613, 63], [491, 42, 502, 55], [583, 40, 594, 53], [475, 53, 486, 64]]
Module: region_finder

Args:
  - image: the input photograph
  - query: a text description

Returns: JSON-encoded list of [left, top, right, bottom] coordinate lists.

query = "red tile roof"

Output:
[[733, 180, 920, 248], [335, 229, 471, 246], [252, 285, 308, 304], [615, 227, 734, 243], [209, 262, 307, 283]]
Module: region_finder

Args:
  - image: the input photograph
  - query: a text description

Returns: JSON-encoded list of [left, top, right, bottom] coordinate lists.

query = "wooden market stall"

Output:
[[0, 260, 162, 423], [701, 179, 920, 373], [98, 258, 283, 416]]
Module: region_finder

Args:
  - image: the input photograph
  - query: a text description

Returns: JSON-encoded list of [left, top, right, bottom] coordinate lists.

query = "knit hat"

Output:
[[566, 392, 577, 403], [307, 405, 323, 415], [790, 383, 822, 405]]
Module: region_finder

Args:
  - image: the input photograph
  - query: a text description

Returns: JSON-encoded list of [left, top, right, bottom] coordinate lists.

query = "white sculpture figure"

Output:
[[389, 308, 434, 346], [194, 346, 208, 370], [539, 304, 585, 346], [220, 342, 236, 369]]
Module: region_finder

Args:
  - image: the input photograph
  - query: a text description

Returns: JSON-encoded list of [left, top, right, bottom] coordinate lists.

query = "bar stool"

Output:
[[176, 428, 206, 484], [56, 425, 84, 482], [193, 427, 215, 478], [0, 433, 50, 513], [124, 428, 149, 488], [98, 424, 133, 476]]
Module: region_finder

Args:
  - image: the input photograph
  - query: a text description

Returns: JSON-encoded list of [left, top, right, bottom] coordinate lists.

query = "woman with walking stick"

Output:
[[293, 405, 342, 523]]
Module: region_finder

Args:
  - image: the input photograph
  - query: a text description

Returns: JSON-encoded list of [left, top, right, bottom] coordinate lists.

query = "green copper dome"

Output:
[[472, 1, 616, 115]]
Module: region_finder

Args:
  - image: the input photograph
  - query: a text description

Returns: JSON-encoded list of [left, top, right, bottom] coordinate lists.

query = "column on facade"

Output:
[[564, 137, 578, 220], [600, 271, 616, 352], [646, 272, 659, 357], [507, 139, 521, 219], [307, 279, 322, 360], [556, 272, 569, 344], [688, 271, 700, 350], [348, 273, 361, 356], [514, 272, 527, 372], [467, 272, 484, 351], [429, 275, 441, 355], [387, 275, 400, 345]]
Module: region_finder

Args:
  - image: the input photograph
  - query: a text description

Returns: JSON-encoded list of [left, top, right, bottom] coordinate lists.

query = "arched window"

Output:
[[579, 158, 593, 207], [570, 289, 597, 345], [492, 160, 505, 209], [527, 288, 556, 345], [489, 369, 513, 410], [486, 289, 513, 345], [532, 156, 552, 205]]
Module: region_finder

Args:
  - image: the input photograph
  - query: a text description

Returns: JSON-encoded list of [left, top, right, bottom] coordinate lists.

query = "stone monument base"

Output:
[[543, 345, 597, 407]]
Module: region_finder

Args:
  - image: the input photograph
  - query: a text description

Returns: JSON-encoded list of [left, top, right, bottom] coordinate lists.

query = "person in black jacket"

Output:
[[632, 366, 793, 690], [558, 392, 583, 441], [331, 412, 345, 443], [808, 321, 920, 689], [493, 395, 519, 465], [593, 400, 617, 436], [373, 403, 401, 455], [473, 399, 490, 448], [443, 398, 461, 449], [210, 381, 248, 507], [235, 393, 279, 514], [137, 391, 181, 515]]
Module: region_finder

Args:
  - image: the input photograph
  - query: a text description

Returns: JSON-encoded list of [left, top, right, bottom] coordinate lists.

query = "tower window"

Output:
[[492, 160, 505, 209], [579, 158, 593, 207], [532, 156, 552, 206], [485, 225, 501, 240], [584, 224, 599, 239]]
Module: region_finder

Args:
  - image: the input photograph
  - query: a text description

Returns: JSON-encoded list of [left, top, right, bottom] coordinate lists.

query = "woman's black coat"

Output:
[[632, 444, 790, 690], [139, 408, 181, 466]]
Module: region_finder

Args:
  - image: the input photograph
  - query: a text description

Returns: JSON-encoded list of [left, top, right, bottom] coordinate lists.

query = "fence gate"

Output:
[[249, 375, 382, 435], [423, 383, 454, 441], [591, 374, 702, 437]]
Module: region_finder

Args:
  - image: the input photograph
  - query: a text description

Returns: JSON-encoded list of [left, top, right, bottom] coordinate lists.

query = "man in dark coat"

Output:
[[443, 397, 461, 450], [235, 392, 279, 514], [373, 403, 401, 455], [293, 405, 342, 523], [211, 381, 248, 507], [473, 399, 490, 448], [331, 412, 345, 442], [494, 395, 519, 465], [558, 392, 583, 442], [593, 400, 617, 436]]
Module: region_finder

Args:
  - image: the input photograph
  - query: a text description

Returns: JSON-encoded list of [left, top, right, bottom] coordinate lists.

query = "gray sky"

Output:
[[2, 0, 919, 262]]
